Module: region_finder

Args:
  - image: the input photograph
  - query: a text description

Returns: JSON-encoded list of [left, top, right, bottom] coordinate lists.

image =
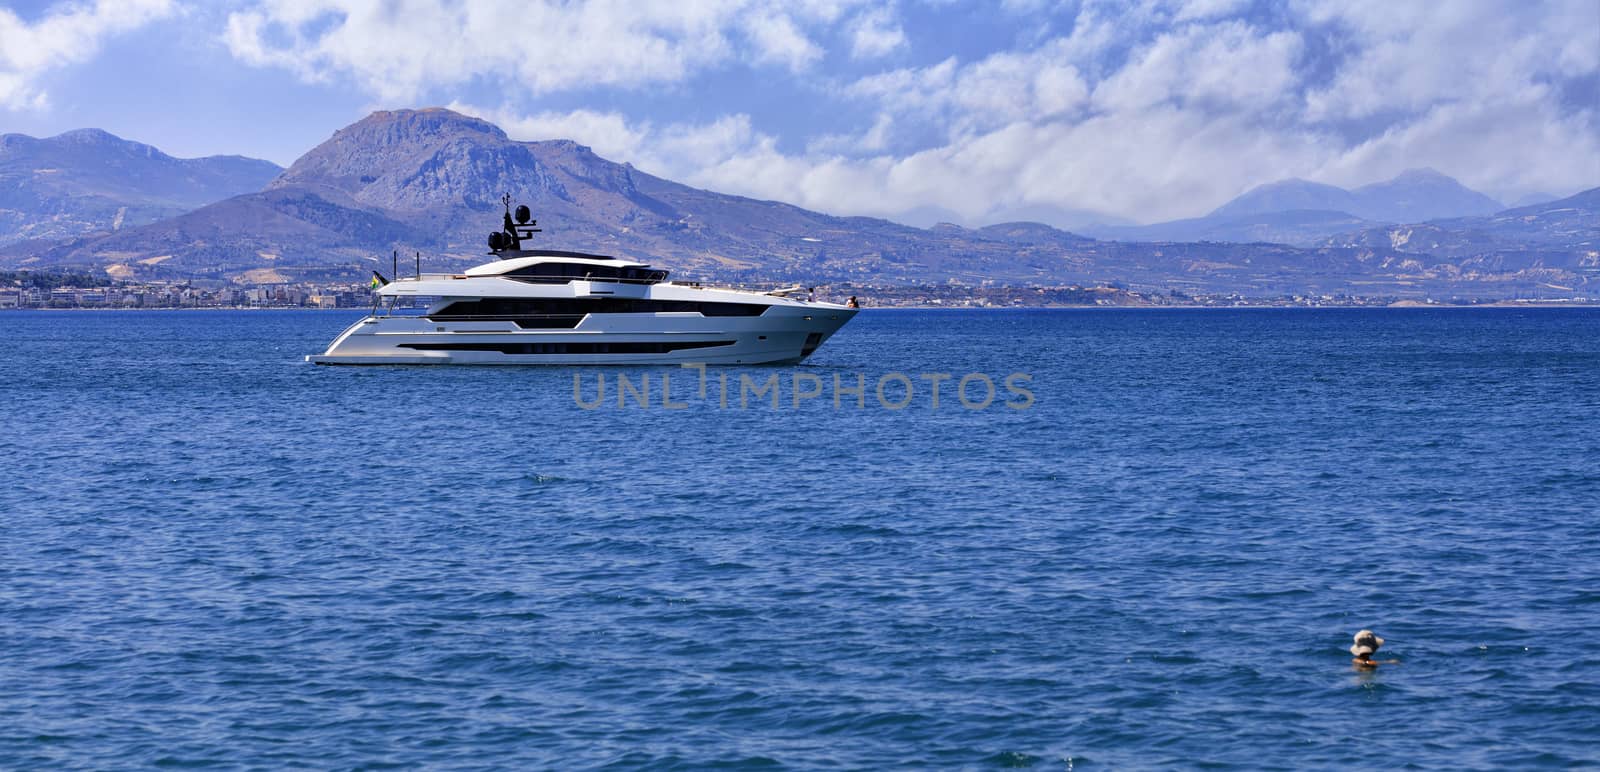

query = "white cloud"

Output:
[[1090, 21, 1302, 113], [452, 104, 651, 162], [848, 8, 906, 59], [1300, 0, 1600, 122], [225, 1, 747, 101], [846, 44, 1092, 139], [286, 0, 1600, 227], [0, 0, 175, 110], [743, 12, 823, 71], [1314, 88, 1600, 204], [807, 112, 895, 154], [998, 0, 1061, 12], [747, 1, 1599, 224], [458, 99, 1325, 226], [1289, 0, 1600, 201], [222, 0, 885, 99], [666, 108, 1334, 226], [1173, 0, 1249, 22], [448, 102, 775, 185]]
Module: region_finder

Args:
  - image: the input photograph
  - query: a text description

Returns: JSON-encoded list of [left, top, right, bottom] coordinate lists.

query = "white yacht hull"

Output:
[[308, 304, 856, 365], [307, 232, 859, 366]]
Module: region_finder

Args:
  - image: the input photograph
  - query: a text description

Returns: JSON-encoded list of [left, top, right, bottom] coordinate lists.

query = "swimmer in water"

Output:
[[1350, 629, 1398, 668]]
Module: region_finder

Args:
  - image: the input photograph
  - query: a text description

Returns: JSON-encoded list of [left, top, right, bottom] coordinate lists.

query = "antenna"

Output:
[[415, 251, 421, 279], [392, 250, 398, 283], [500, 192, 520, 250], [488, 194, 543, 253]]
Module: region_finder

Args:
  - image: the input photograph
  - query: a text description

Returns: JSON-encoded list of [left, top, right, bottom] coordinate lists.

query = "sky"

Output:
[[1, 0, 1597, 228]]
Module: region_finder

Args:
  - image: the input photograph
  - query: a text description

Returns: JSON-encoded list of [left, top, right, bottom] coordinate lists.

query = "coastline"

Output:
[[7, 301, 1599, 312]]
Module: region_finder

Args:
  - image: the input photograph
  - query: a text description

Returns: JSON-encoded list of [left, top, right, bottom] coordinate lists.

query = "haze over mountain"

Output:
[[1214, 169, 1503, 222], [1325, 187, 1600, 263], [1085, 169, 1508, 246], [2, 109, 1596, 298], [1510, 192, 1559, 208], [0, 129, 282, 247], [1081, 209, 1374, 249]]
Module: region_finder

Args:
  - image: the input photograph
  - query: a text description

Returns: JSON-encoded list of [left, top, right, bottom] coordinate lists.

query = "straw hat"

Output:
[[1350, 629, 1384, 657]]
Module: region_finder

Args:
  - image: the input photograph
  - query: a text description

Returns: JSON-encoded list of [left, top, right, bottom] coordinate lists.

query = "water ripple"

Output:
[[1, 308, 1598, 767]]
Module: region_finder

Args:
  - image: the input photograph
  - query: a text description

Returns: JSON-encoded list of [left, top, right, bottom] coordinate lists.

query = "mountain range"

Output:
[[1323, 188, 1600, 264], [1083, 169, 1508, 246], [1, 108, 1596, 298], [1216, 169, 1504, 221], [3, 109, 1109, 286], [0, 129, 281, 247]]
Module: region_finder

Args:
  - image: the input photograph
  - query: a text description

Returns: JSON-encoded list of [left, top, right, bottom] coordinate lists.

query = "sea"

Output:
[[2, 307, 1598, 769]]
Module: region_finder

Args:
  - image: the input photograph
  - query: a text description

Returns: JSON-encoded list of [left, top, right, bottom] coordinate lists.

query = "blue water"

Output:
[[3, 308, 1599, 768]]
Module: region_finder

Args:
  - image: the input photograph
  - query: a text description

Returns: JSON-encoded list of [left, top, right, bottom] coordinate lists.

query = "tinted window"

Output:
[[432, 298, 768, 319], [400, 340, 734, 355], [504, 262, 664, 284]]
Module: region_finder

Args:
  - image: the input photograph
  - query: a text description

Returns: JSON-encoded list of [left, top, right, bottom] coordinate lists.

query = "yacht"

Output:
[[308, 198, 858, 365]]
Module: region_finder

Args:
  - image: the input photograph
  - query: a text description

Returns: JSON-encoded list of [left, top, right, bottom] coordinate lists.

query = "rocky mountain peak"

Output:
[[269, 107, 658, 217], [344, 108, 508, 145], [54, 128, 126, 145], [525, 138, 638, 197], [25, 128, 165, 161], [273, 108, 519, 203], [0, 133, 35, 153]]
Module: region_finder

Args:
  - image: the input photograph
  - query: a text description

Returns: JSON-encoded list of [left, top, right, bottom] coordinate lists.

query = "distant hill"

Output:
[[1083, 209, 1373, 247], [1348, 168, 1503, 223], [1323, 186, 1600, 270], [2, 108, 1595, 298], [1086, 169, 1506, 246], [1511, 192, 1558, 208], [1210, 179, 1360, 219], [0, 129, 282, 246], [3, 109, 1107, 285]]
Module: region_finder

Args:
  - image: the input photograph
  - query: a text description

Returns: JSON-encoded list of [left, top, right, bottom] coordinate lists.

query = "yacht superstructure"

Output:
[[308, 198, 857, 365]]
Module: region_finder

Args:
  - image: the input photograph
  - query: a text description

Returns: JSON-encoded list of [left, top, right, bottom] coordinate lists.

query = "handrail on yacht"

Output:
[[507, 274, 663, 286], [387, 272, 469, 281], [396, 273, 666, 286], [389, 272, 824, 297], [418, 313, 586, 321], [382, 273, 834, 305], [665, 279, 800, 294]]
